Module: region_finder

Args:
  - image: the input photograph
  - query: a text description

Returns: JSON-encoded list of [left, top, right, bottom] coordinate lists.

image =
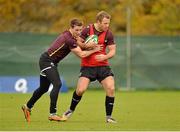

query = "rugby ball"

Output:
[[85, 35, 98, 44]]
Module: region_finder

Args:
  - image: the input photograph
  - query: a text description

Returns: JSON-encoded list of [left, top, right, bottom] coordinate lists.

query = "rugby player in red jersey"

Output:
[[63, 11, 117, 123], [21, 18, 101, 122]]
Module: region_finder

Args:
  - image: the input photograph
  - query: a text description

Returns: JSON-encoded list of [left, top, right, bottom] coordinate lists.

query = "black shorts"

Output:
[[79, 66, 114, 82], [39, 52, 58, 76]]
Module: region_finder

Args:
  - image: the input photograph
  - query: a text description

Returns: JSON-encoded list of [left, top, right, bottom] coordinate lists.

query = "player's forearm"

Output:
[[77, 41, 96, 50], [72, 46, 100, 58], [105, 50, 116, 60], [77, 40, 86, 49], [80, 49, 96, 58], [105, 45, 116, 60]]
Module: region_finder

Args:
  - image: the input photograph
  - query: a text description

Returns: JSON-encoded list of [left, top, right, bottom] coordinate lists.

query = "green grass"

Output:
[[0, 90, 180, 131]]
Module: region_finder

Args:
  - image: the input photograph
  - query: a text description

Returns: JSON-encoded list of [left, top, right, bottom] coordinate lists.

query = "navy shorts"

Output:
[[79, 66, 114, 82]]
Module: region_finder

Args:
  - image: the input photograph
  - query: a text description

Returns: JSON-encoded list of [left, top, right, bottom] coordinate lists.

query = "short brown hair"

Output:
[[96, 11, 111, 22], [70, 18, 83, 28]]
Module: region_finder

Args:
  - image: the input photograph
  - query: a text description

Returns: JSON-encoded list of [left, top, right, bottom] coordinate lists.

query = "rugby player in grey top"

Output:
[[21, 18, 101, 122]]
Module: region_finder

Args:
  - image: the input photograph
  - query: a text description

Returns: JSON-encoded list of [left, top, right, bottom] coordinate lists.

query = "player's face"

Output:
[[98, 17, 110, 31], [72, 26, 83, 38]]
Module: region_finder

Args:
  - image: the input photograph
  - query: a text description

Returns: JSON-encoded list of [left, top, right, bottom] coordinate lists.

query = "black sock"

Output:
[[70, 91, 82, 111], [105, 96, 115, 117]]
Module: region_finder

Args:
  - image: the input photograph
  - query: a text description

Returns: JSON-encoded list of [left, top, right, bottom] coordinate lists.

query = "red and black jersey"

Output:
[[47, 30, 77, 63], [80, 24, 115, 67]]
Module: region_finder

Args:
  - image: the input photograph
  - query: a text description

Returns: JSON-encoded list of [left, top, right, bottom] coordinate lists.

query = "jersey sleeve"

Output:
[[106, 31, 115, 45], [66, 38, 78, 49], [80, 26, 90, 41]]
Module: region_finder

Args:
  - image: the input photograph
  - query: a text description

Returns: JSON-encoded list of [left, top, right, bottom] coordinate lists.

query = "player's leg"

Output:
[[62, 77, 90, 120], [43, 65, 63, 121], [22, 75, 50, 122], [71, 77, 90, 110], [62, 67, 93, 120], [98, 66, 116, 123], [101, 76, 115, 97], [76, 76, 90, 96], [101, 76, 116, 123], [27, 75, 50, 109]]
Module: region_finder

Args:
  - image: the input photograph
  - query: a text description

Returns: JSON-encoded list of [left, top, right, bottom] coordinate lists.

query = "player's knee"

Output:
[[106, 83, 115, 91], [39, 84, 50, 93], [42, 88, 49, 93], [36, 87, 48, 94], [107, 87, 115, 96], [76, 89, 85, 96], [53, 81, 62, 90]]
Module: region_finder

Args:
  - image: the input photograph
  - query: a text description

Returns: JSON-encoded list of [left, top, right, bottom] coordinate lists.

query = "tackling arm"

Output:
[[71, 46, 101, 58]]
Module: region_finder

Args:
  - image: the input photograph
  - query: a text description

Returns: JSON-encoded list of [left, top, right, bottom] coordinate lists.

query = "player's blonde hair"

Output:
[[96, 11, 111, 22]]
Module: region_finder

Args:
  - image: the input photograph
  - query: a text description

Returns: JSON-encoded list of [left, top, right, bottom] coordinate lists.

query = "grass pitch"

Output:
[[0, 90, 180, 131]]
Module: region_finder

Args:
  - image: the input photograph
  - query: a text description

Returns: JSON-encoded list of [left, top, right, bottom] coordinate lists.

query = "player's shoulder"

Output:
[[106, 29, 113, 35], [63, 30, 71, 37], [84, 24, 94, 31], [63, 30, 74, 40], [81, 25, 91, 37], [85, 24, 92, 29], [83, 24, 91, 32], [63, 30, 76, 43], [106, 29, 114, 38]]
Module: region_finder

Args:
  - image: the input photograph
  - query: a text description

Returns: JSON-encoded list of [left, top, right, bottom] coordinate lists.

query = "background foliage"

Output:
[[0, 0, 179, 35]]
